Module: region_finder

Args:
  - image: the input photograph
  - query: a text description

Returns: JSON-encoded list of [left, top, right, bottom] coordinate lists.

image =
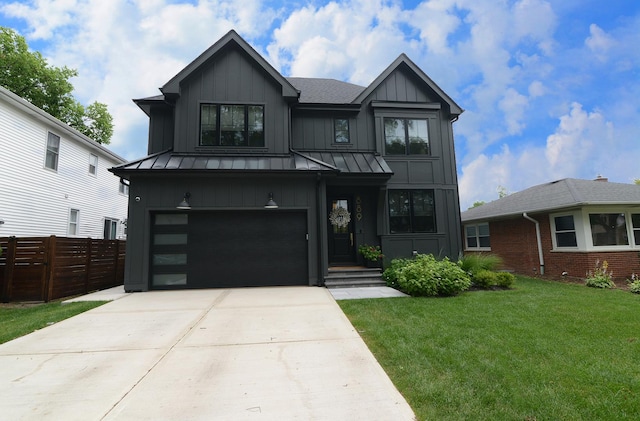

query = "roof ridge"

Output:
[[564, 178, 584, 203]]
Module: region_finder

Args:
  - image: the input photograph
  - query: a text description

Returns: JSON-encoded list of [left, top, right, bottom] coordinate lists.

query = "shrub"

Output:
[[396, 254, 471, 297], [472, 269, 498, 288], [495, 271, 515, 288], [458, 253, 503, 275], [585, 260, 615, 289], [382, 258, 411, 289], [627, 274, 640, 294]]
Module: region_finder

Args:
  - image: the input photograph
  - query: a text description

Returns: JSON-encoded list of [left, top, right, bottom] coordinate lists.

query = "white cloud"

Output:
[[499, 88, 529, 135], [585, 23, 615, 61]]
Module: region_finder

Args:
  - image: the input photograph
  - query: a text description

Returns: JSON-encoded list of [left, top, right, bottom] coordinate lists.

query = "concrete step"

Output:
[[325, 267, 386, 288]]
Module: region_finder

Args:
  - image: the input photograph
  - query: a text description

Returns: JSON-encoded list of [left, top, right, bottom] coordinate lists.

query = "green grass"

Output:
[[0, 301, 107, 344], [339, 277, 640, 420]]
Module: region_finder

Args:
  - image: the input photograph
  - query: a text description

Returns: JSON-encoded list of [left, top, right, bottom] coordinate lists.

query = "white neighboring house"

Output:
[[0, 86, 128, 239]]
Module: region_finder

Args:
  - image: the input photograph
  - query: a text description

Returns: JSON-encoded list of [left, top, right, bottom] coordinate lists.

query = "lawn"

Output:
[[0, 301, 107, 344], [339, 277, 640, 420]]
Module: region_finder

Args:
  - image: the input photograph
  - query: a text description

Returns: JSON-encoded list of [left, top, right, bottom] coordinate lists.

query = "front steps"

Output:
[[324, 267, 386, 288]]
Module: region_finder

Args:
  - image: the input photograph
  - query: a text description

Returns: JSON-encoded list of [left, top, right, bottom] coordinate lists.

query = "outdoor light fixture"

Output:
[[264, 192, 278, 209], [176, 192, 191, 210]]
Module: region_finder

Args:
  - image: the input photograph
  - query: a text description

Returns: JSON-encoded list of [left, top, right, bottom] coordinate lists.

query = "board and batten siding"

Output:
[[0, 90, 128, 239]]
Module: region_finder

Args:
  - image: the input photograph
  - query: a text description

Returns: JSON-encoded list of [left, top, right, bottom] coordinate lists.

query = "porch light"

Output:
[[177, 192, 191, 210], [264, 192, 278, 209]]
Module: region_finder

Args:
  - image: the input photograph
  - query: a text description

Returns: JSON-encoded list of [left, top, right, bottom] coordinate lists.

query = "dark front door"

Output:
[[328, 196, 356, 265]]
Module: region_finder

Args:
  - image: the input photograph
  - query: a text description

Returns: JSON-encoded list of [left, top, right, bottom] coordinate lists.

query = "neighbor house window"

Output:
[[384, 118, 429, 155], [554, 215, 577, 247], [589, 213, 628, 246], [89, 154, 98, 175], [200, 104, 264, 147], [104, 218, 119, 239], [119, 182, 129, 195], [334, 118, 350, 143], [388, 190, 436, 233], [466, 223, 490, 249], [45, 132, 60, 170], [632, 214, 640, 246], [68, 209, 79, 236]]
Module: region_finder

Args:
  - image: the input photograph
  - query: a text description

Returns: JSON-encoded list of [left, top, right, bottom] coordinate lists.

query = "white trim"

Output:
[[464, 222, 491, 251]]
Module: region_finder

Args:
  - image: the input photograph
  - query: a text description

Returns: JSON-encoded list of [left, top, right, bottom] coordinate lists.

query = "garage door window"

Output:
[[151, 213, 188, 288]]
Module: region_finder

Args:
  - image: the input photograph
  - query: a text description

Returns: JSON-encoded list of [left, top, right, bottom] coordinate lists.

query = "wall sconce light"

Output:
[[264, 192, 278, 209], [177, 192, 191, 210]]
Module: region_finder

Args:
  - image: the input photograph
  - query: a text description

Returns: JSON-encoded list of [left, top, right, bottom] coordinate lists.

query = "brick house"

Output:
[[460, 177, 640, 282]]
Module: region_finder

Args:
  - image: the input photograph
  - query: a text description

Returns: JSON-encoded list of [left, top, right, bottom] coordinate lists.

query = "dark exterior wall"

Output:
[[123, 173, 320, 291], [468, 214, 640, 282], [291, 111, 370, 151], [148, 106, 174, 154], [172, 47, 290, 154]]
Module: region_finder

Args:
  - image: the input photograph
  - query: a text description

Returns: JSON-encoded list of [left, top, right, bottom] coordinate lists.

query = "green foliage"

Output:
[[458, 253, 503, 275], [627, 274, 640, 294], [0, 26, 113, 144], [472, 269, 498, 288], [495, 271, 515, 288], [382, 258, 411, 289], [469, 201, 485, 209], [585, 260, 615, 289], [358, 244, 383, 262], [396, 254, 471, 297]]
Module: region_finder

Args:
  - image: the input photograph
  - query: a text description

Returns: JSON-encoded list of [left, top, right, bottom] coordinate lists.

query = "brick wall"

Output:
[[466, 213, 640, 282]]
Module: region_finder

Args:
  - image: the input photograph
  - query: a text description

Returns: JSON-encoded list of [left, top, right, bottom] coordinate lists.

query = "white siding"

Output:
[[0, 91, 128, 239]]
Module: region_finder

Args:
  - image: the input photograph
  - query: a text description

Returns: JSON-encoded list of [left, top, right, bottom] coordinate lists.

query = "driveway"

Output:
[[0, 287, 415, 420]]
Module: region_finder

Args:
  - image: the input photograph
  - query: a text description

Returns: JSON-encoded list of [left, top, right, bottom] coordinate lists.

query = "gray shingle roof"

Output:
[[286, 77, 365, 104], [461, 178, 640, 222]]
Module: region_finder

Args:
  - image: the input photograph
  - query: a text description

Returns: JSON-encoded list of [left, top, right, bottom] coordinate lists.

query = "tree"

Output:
[[0, 26, 113, 144], [635, 179, 640, 185], [469, 201, 486, 209]]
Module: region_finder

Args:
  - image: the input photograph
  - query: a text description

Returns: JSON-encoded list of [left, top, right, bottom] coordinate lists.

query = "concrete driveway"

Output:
[[0, 287, 415, 420]]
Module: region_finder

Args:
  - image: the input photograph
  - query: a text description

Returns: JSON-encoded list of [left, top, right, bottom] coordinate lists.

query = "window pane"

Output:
[[153, 274, 187, 286], [384, 118, 406, 155], [466, 236, 478, 248], [479, 236, 491, 248], [200, 105, 217, 146], [89, 154, 98, 175], [589, 213, 628, 246], [155, 214, 188, 225], [154, 234, 188, 245], [633, 214, 640, 228], [220, 105, 245, 146], [556, 232, 577, 247], [46, 132, 60, 170], [465, 226, 477, 237], [407, 119, 429, 154], [554, 215, 575, 231], [389, 190, 410, 233], [335, 119, 349, 143], [69, 209, 79, 235], [153, 254, 187, 265], [247, 106, 264, 147], [412, 190, 435, 232], [478, 223, 490, 236]]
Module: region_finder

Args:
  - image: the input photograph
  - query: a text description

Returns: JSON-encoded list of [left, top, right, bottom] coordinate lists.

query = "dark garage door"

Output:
[[184, 210, 308, 288]]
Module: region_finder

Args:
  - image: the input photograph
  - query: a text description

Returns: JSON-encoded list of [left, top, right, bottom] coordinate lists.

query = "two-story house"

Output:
[[111, 30, 463, 291], [0, 85, 128, 239]]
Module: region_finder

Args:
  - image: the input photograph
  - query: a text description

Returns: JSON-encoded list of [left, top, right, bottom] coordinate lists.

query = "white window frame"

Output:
[[464, 223, 491, 251], [45, 132, 60, 171], [89, 153, 98, 176], [68, 209, 80, 236], [104, 217, 119, 239]]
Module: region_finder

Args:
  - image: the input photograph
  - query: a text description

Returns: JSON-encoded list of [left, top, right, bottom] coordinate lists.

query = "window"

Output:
[[334, 119, 350, 143], [45, 132, 60, 170], [200, 104, 264, 147], [68, 209, 79, 236], [104, 218, 119, 239], [466, 223, 490, 249], [589, 213, 628, 246], [388, 190, 436, 233], [554, 215, 577, 247], [119, 182, 129, 195], [384, 118, 429, 155], [89, 154, 98, 175], [632, 214, 640, 246]]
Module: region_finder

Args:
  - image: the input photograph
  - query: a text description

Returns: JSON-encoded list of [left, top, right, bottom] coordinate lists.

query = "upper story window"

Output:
[[89, 154, 98, 176], [200, 104, 264, 147], [553, 215, 577, 247], [384, 118, 429, 155], [334, 119, 350, 143], [465, 223, 490, 250], [45, 132, 60, 171], [388, 190, 436, 233], [119, 182, 129, 195]]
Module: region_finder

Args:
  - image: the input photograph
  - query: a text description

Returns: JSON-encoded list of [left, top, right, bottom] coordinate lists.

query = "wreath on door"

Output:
[[329, 206, 351, 228]]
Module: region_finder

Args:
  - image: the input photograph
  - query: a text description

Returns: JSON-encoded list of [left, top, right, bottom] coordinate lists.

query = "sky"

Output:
[[1, 0, 638, 209]]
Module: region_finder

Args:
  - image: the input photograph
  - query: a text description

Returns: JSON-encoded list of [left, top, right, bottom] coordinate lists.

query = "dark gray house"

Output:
[[111, 30, 463, 291]]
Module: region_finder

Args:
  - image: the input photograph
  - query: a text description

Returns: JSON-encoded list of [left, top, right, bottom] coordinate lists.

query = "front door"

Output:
[[328, 196, 356, 265]]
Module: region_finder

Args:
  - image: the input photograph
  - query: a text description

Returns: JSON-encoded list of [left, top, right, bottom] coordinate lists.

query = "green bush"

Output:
[[495, 271, 515, 288], [396, 254, 471, 297], [472, 269, 498, 288], [382, 258, 411, 289], [585, 260, 615, 289], [458, 253, 503, 275], [627, 274, 640, 294]]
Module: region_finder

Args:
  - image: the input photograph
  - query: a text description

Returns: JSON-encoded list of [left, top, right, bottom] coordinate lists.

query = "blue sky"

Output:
[[1, 0, 638, 209]]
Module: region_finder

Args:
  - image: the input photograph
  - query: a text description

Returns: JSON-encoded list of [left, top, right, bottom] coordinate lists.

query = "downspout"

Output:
[[523, 213, 544, 275]]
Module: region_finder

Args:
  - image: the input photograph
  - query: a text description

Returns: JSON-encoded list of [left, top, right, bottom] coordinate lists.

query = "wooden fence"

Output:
[[0, 236, 126, 303]]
